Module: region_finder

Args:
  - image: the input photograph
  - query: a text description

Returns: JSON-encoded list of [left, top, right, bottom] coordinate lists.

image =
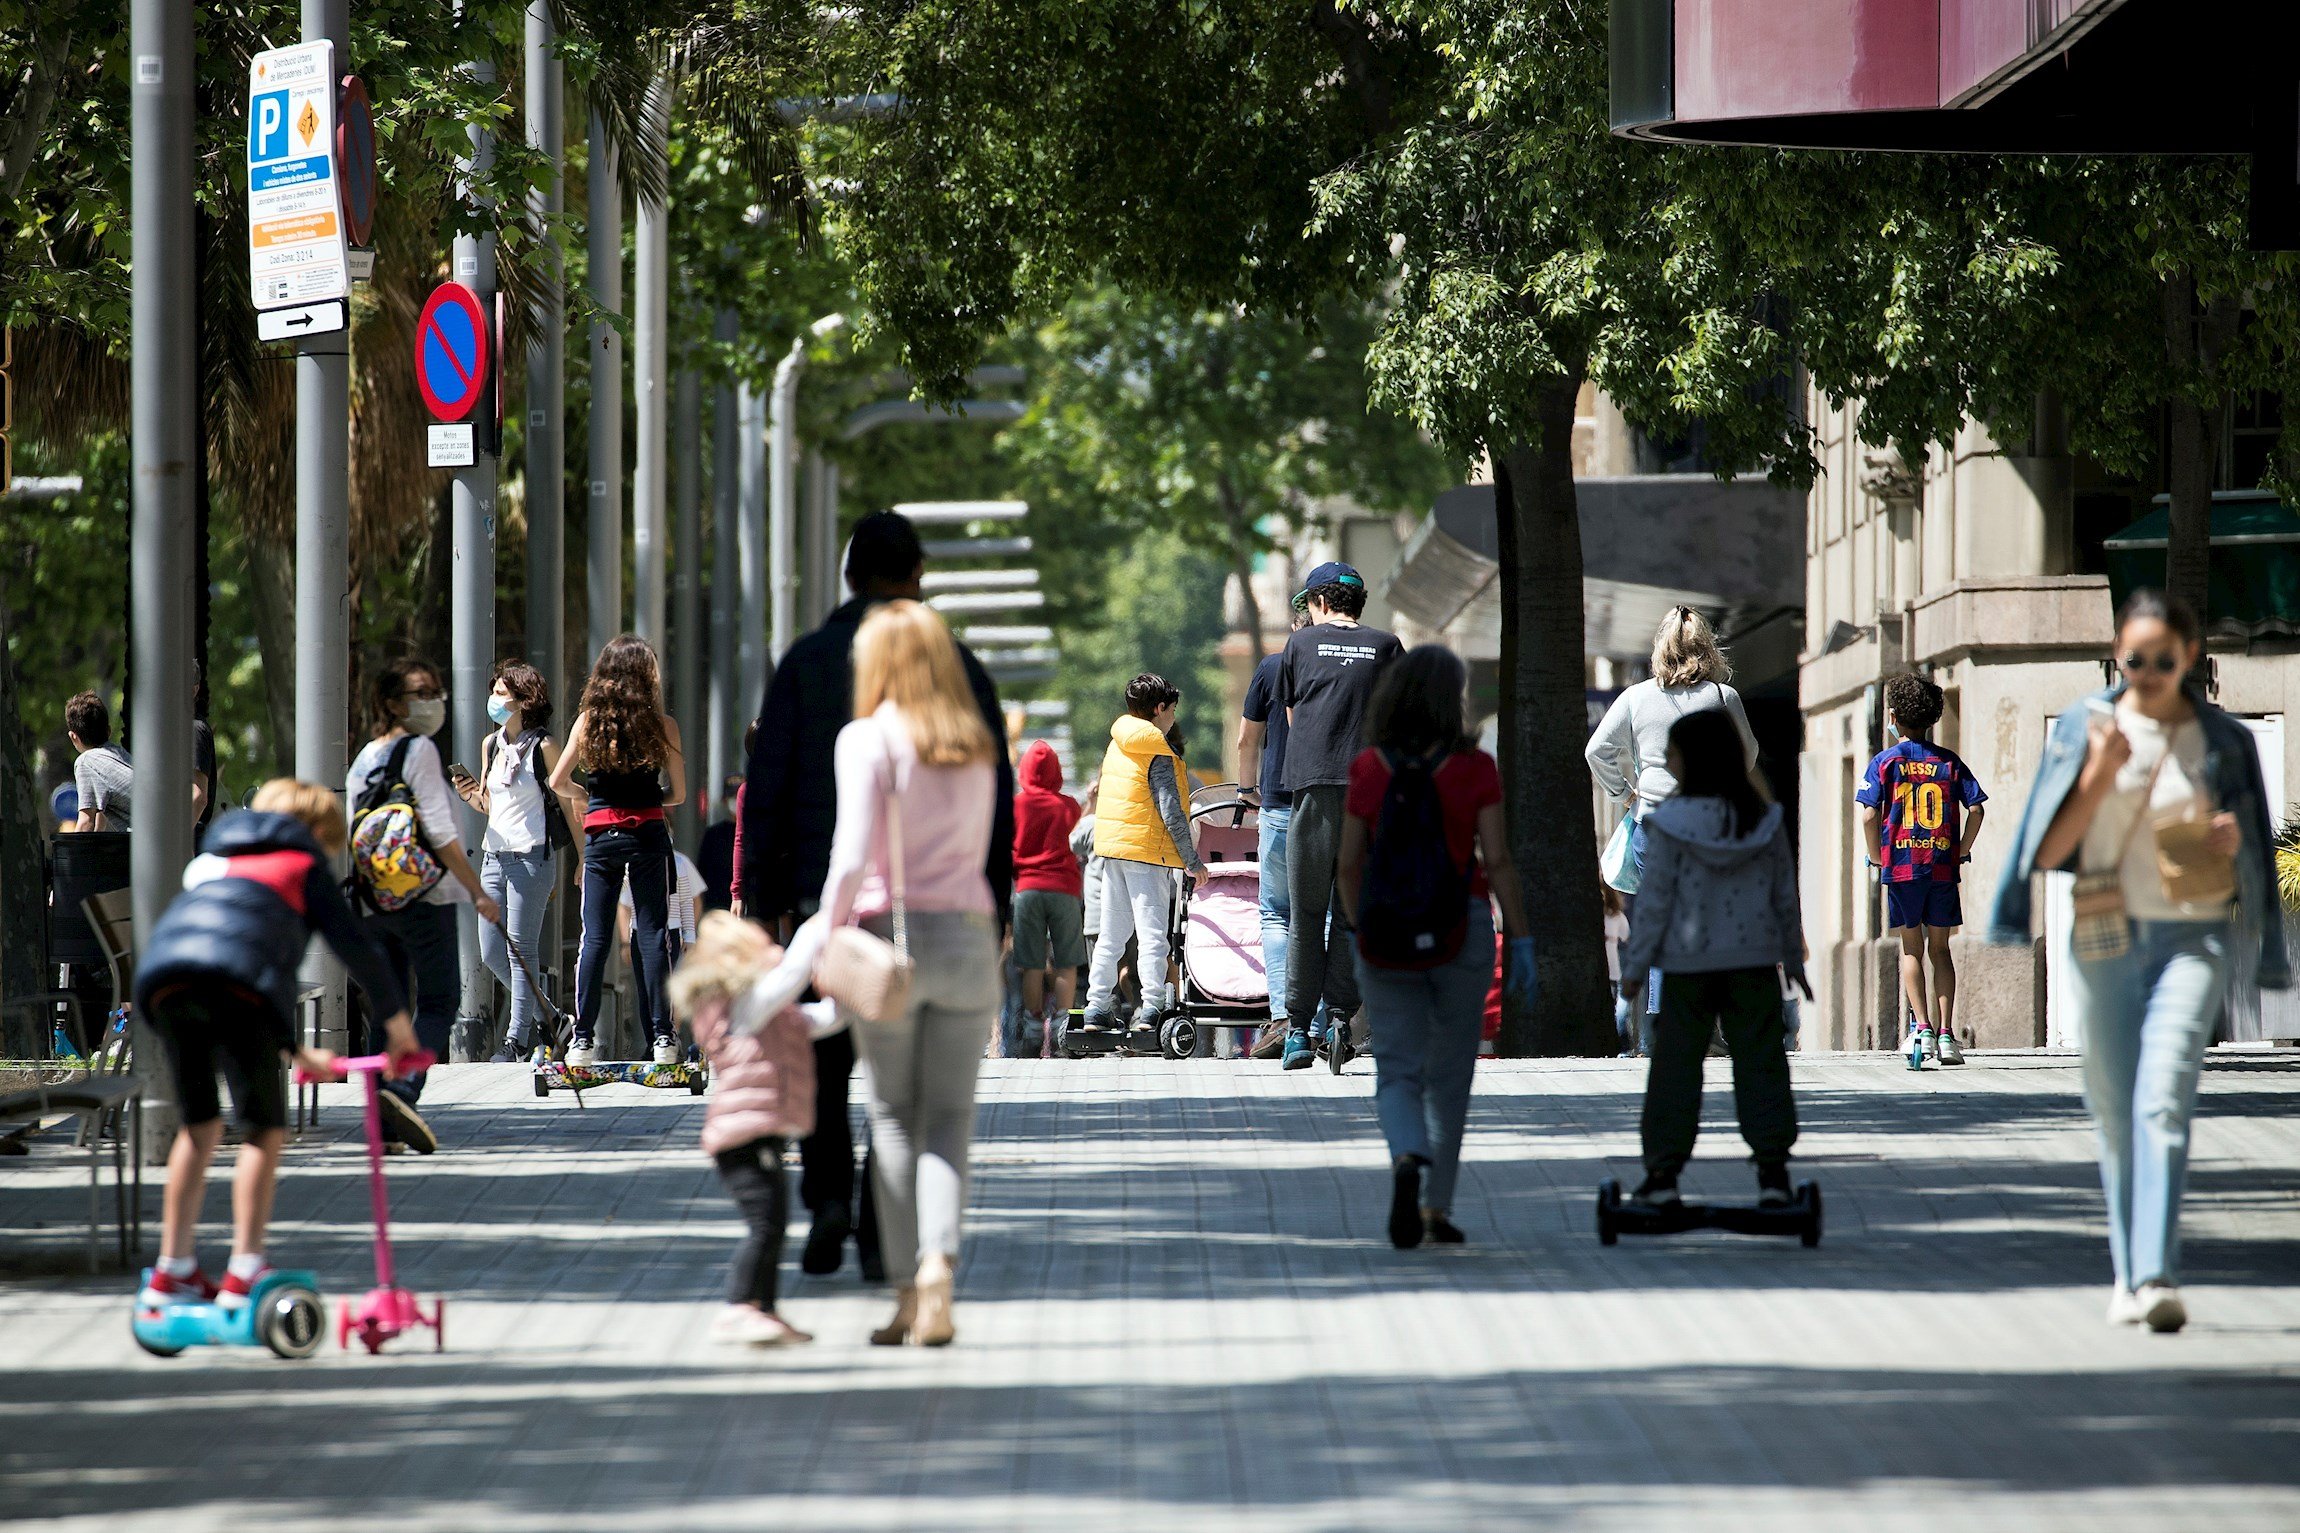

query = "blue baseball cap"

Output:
[[1292, 561, 1365, 610], [49, 783, 77, 823]]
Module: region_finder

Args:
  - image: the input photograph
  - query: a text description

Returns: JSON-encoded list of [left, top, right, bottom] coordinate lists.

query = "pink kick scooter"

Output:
[[296, 1050, 446, 1354]]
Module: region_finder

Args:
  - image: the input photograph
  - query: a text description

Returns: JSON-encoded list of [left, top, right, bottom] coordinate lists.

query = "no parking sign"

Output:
[[414, 282, 489, 422]]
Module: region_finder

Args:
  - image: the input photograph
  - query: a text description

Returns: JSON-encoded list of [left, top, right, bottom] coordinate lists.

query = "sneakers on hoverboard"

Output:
[[1936, 1028, 1966, 1066], [651, 1036, 679, 1066], [1755, 1162, 1794, 1208], [136, 1266, 217, 1307], [215, 1261, 276, 1308], [565, 1035, 599, 1067], [1628, 1173, 1681, 1208]]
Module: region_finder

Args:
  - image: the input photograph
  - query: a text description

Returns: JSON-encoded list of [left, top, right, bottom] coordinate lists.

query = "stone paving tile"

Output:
[[4, 1049, 2300, 1530]]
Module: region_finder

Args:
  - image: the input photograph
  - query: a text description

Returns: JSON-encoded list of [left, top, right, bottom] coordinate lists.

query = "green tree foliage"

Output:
[[1053, 527, 1231, 792]]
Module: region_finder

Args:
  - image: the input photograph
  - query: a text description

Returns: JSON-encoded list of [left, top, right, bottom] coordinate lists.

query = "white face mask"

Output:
[[404, 697, 448, 737]]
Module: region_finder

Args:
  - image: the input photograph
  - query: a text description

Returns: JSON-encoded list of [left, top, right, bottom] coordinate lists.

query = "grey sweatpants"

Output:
[[853, 909, 1001, 1280], [1285, 785, 1360, 1027]]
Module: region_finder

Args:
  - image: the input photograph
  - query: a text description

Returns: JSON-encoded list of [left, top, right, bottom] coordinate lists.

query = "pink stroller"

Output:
[[1156, 789, 1271, 1058]]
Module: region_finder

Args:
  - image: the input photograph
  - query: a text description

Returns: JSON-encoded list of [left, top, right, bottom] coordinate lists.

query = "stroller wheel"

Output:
[[1158, 1014, 1197, 1060]]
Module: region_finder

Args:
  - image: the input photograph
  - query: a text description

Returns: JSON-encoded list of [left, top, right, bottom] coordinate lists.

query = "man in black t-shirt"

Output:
[[1239, 610, 1306, 1057], [1274, 562, 1403, 1070]]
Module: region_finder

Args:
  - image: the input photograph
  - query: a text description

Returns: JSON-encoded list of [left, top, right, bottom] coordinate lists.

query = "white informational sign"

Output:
[[246, 40, 348, 311], [427, 423, 476, 468], [255, 299, 347, 343]]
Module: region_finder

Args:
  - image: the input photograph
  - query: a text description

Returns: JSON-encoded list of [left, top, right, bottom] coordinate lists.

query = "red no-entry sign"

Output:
[[414, 282, 489, 422]]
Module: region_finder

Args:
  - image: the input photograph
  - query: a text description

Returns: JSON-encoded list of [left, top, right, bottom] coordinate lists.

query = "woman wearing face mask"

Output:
[[347, 657, 501, 1150], [1989, 589, 2289, 1334], [454, 660, 574, 1062]]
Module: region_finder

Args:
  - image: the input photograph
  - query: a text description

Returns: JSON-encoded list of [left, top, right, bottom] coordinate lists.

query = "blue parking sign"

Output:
[[250, 89, 290, 162]]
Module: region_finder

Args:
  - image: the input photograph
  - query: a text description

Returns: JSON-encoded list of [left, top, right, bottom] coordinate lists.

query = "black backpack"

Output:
[[1356, 747, 1471, 971]]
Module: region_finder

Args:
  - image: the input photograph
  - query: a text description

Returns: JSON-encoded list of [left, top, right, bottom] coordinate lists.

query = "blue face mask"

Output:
[[487, 698, 514, 726]]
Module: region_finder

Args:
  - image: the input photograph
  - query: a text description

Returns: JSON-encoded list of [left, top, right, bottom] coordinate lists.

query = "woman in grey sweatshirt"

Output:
[[1617, 709, 1808, 1209]]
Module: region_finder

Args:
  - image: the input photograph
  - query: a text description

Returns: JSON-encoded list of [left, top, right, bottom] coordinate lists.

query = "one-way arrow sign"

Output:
[[257, 298, 348, 342]]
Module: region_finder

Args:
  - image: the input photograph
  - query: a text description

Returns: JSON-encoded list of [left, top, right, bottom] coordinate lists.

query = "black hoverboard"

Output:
[[1595, 1178, 1823, 1248]]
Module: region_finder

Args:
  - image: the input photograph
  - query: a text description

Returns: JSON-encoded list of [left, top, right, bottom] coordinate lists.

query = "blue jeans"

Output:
[[1355, 904, 1495, 1213], [1257, 802, 1329, 1037], [2065, 919, 2230, 1290], [478, 847, 555, 1047], [363, 900, 459, 1104]]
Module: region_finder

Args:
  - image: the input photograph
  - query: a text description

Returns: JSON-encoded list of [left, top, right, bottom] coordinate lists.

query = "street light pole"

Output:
[[129, 0, 196, 1158], [673, 363, 702, 841], [450, 13, 499, 1054], [709, 309, 740, 791], [524, 1, 564, 705], [769, 337, 802, 662], [632, 78, 669, 652], [295, 0, 353, 1059], [586, 113, 622, 666], [737, 381, 766, 721]]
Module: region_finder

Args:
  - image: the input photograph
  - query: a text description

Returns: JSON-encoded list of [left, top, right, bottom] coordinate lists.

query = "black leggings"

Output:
[[714, 1136, 790, 1308], [575, 820, 672, 1043]]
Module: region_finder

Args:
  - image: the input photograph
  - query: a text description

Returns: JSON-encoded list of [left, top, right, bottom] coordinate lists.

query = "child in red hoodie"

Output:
[[1012, 740, 1085, 1056]]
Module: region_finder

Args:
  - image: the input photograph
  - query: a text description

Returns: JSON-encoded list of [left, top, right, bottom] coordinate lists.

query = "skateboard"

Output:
[[1595, 1177, 1823, 1248]]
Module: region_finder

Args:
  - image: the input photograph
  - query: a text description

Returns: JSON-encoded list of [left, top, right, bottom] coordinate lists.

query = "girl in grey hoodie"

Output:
[[1617, 709, 1809, 1209]]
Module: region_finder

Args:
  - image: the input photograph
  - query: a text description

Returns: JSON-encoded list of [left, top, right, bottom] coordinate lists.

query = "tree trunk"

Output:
[[1494, 371, 1616, 1057], [244, 526, 299, 763], [2158, 271, 2241, 624], [1216, 471, 1266, 662]]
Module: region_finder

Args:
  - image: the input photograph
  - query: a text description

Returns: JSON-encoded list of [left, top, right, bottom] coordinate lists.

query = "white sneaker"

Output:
[[2134, 1282, 2187, 1333], [1936, 1029, 1965, 1066], [652, 1037, 678, 1066], [710, 1303, 813, 1348], [565, 1038, 598, 1067], [2107, 1287, 2143, 1326]]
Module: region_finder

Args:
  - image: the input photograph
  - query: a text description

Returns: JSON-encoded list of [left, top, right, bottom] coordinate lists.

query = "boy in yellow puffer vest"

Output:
[[1083, 675, 1209, 1029]]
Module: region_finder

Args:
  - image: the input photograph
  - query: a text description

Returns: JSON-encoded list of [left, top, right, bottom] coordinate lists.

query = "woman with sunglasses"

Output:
[[1988, 589, 2289, 1333]]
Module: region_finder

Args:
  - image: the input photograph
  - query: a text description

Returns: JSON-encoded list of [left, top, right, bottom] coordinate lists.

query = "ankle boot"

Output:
[[911, 1251, 956, 1347], [870, 1286, 916, 1347]]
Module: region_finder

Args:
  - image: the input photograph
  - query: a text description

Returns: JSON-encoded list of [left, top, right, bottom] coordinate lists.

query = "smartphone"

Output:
[[448, 762, 476, 785]]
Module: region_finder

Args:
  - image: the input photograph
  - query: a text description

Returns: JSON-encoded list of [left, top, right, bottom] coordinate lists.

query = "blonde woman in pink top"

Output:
[[751, 600, 999, 1347]]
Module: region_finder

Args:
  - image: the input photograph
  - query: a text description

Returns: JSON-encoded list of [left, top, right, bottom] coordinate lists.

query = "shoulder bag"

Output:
[[813, 756, 916, 1023], [2068, 754, 2166, 963], [2151, 734, 2236, 905]]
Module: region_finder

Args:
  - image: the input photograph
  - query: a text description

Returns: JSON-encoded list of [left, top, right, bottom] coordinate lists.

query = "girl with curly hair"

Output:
[[550, 635, 688, 1064]]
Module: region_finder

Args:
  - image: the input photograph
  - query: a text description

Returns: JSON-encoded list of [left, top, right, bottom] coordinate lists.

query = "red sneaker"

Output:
[[137, 1267, 218, 1307], [216, 1263, 275, 1308]]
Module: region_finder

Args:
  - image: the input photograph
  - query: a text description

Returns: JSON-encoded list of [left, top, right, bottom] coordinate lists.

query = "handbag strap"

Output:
[[2104, 751, 2170, 871], [879, 738, 910, 962]]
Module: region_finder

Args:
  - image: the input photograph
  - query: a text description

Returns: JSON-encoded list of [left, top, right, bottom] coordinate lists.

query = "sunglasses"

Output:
[[2120, 650, 2182, 677]]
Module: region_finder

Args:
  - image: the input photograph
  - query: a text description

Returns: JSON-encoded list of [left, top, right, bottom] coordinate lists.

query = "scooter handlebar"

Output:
[[295, 1050, 438, 1085]]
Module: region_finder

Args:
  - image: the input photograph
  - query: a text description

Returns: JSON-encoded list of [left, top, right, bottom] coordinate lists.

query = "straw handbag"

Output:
[[814, 768, 915, 1023]]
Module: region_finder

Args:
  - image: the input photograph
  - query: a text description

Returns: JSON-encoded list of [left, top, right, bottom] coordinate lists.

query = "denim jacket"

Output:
[[1986, 686, 2290, 991]]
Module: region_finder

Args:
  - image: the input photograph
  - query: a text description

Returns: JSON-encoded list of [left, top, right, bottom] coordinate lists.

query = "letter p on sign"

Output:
[[250, 90, 288, 161]]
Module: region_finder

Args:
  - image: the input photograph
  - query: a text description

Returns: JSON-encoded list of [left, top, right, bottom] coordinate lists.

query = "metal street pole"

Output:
[[524, 2, 564, 706], [708, 309, 740, 791], [524, 2, 566, 1011], [295, 0, 353, 1060], [736, 381, 766, 722], [672, 364, 701, 841], [585, 112, 622, 666], [768, 337, 803, 661], [450, 17, 499, 1056], [631, 78, 669, 652], [130, 0, 196, 1159]]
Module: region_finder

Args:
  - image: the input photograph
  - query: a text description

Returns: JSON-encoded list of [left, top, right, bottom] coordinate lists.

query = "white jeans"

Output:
[[1085, 858, 1178, 1016]]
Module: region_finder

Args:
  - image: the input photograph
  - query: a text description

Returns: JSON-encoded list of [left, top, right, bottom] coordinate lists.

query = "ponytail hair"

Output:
[[1652, 604, 1729, 688]]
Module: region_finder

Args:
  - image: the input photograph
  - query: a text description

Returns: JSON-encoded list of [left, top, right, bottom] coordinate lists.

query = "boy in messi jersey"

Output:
[[1857, 675, 1987, 1066]]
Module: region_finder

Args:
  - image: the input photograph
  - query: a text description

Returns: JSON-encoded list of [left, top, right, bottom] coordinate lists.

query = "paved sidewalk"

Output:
[[6, 1050, 2300, 1530]]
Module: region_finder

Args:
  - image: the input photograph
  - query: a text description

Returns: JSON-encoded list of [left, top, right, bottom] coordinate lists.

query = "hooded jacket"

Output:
[[1013, 740, 1084, 896], [1093, 715, 1200, 871], [135, 810, 407, 1045], [1618, 795, 1805, 985]]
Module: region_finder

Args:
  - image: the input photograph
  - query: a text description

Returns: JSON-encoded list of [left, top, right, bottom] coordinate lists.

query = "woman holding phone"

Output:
[[1987, 589, 2288, 1333], [453, 661, 573, 1061]]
